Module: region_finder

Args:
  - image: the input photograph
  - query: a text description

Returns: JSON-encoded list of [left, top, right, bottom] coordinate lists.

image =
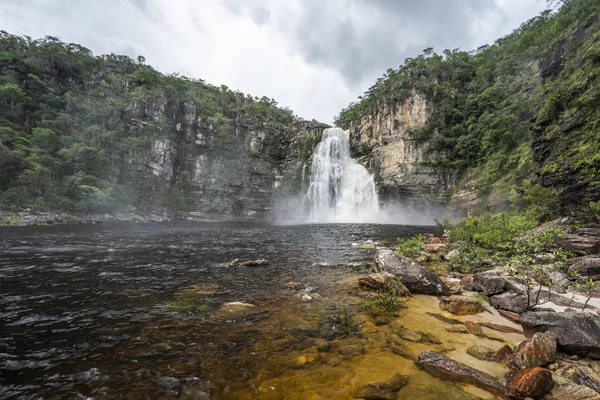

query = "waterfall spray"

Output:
[[303, 128, 379, 223]]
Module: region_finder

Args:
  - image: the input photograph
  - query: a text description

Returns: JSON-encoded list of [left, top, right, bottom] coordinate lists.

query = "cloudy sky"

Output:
[[0, 0, 548, 123]]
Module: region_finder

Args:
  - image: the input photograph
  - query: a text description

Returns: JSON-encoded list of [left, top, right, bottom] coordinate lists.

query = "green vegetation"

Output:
[[0, 32, 299, 213], [396, 234, 425, 258], [335, 0, 600, 212], [164, 293, 209, 316], [360, 289, 407, 316]]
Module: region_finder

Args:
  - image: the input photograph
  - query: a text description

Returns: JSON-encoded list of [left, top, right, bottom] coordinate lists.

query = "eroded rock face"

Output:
[[375, 249, 447, 295], [505, 367, 554, 399], [570, 255, 600, 280], [438, 297, 484, 315], [348, 90, 455, 206], [506, 332, 557, 370], [415, 351, 504, 394], [520, 311, 600, 358]]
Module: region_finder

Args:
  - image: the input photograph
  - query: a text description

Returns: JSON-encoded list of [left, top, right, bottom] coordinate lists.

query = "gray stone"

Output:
[[489, 291, 530, 313], [375, 249, 447, 295], [570, 255, 600, 281]]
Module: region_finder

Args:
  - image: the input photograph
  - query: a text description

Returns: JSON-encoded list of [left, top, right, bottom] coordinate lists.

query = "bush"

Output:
[[396, 234, 425, 258], [164, 293, 209, 316], [361, 290, 407, 315]]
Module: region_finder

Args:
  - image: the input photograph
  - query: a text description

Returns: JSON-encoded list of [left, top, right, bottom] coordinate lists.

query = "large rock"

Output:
[[556, 365, 600, 394], [505, 367, 554, 399], [520, 311, 600, 358], [358, 272, 410, 296], [489, 292, 530, 313], [506, 332, 557, 370], [438, 297, 484, 315], [350, 373, 409, 400], [473, 270, 508, 295], [375, 249, 447, 295], [570, 255, 600, 281], [556, 234, 600, 255], [415, 351, 504, 394]]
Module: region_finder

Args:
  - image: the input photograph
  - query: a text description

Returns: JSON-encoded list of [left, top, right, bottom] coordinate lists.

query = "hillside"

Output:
[[0, 32, 326, 220], [336, 0, 600, 217]]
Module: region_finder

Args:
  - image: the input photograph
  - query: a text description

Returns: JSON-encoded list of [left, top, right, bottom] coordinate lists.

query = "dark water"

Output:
[[0, 222, 427, 399]]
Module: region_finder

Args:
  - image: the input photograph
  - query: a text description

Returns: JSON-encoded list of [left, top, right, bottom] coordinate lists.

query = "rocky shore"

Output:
[[0, 211, 172, 226]]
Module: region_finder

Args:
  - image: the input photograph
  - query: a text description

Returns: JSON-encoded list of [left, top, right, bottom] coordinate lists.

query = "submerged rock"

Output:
[[375, 249, 447, 295], [350, 373, 409, 400], [478, 321, 522, 334], [358, 271, 410, 296], [396, 327, 441, 344], [520, 311, 600, 358], [438, 297, 484, 315], [389, 341, 418, 361], [505, 367, 554, 399], [415, 351, 504, 393], [228, 259, 270, 267], [426, 312, 464, 325], [466, 344, 496, 361], [506, 332, 557, 370]]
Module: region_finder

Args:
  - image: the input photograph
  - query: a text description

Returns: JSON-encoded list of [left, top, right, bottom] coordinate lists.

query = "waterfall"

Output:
[[303, 127, 379, 223]]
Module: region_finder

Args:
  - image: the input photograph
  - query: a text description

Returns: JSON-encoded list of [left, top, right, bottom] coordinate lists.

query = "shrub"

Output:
[[164, 293, 209, 316], [396, 234, 425, 258], [361, 289, 407, 315]]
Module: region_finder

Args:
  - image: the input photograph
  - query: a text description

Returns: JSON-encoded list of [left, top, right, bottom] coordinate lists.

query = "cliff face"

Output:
[[349, 91, 455, 206], [122, 98, 326, 221]]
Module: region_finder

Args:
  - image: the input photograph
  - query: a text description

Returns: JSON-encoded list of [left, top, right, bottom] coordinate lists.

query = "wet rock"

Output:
[[358, 272, 410, 296], [467, 344, 496, 361], [520, 311, 600, 358], [397, 327, 441, 344], [445, 325, 468, 334], [155, 376, 181, 391], [489, 291, 530, 314], [550, 383, 600, 400], [556, 365, 600, 394], [556, 234, 600, 255], [426, 312, 464, 325], [390, 342, 418, 361], [478, 321, 522, 334], [499, 309, 521, 323], [494, 344, 514, 363], [570, 255, 600, 281], [314, 339, 331, 352], [180, 283, 220, 297], [415, 351, 504, 393], [351, 240, 379, 249], [506, 332, 557, 370], [228, 259, 269, 267], [465, 321, 484, 337], [439, 297, 484, 315], [214, 302, 272, 322], [337, 344, 365, 357], [375, 249, 448, 295], [505, 367, 554, 399], [350, 373, 409, 400], [301, 294, 312, 302], [295, 354, 317, 366], [285, 281, 303, 290]]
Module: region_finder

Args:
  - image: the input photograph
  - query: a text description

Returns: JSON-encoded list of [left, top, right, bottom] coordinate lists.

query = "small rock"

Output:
[[422, 332, 442, 345], [467, 344, 496, 361], [397, 327, 423, 342], [350, 373, 409, 400], [390, 342, 418, 361], [295, 354, 317, 366], [445, 326, 468, 334], [426, 312, 463, 325], [465, 321, 484, 337], [315, 339, 331, 352], [507, 332, 557, 370], [439, 297, 484, 315], [301, 294, 312, 302], [285, 281, 303, 290], [337, 344, 365, 357], [461, 275, 474, 291], [228, 259, 269, 267], [498, 309, 520, 323], [441, 277, 462, 294], [358, 271, 410, 296], [505, 367, 554, 399], [493, 344, 514, 363], [478, 321, 522, 334]]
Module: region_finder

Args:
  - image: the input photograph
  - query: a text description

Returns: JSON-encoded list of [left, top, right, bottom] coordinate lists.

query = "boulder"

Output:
[[505, 367, 554, 399], [438, 297, 484, 315], [375, 249, 447, 295], [556, 234, 600, 255], [440, 277, 462, 294], [350, 373, 409, 400], [489, 291, 530, 313], [358, 272, 410, 296], [550, 383, 600, 400], [473, 270, 508, 295], [520, 311, 600, 358], [556, 365, 600, 394], [570, 255, 600, 281], [506, 332, 557, 370], [415, 351, 504, 394]]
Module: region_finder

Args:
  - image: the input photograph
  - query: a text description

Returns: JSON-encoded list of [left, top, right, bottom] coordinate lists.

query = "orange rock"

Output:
[[505, 367, 554, 399]]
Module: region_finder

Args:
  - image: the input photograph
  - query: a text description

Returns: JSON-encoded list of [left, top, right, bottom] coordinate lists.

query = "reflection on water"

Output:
[[0, 222, 518, 399]]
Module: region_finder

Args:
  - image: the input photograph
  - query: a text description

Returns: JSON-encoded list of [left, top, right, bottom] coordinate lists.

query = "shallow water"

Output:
[[0, 222, 522, 399]]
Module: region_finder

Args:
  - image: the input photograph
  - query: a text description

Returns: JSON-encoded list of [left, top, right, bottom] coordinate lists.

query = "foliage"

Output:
[[473, 293, 486, 305], [164, 293, 209, 316], [331, 301, 362, 337], [360, 289, 407, 315], [396, 234, 425, 258], [334, 0, 600, 210], [0, 31, 298, 213]]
